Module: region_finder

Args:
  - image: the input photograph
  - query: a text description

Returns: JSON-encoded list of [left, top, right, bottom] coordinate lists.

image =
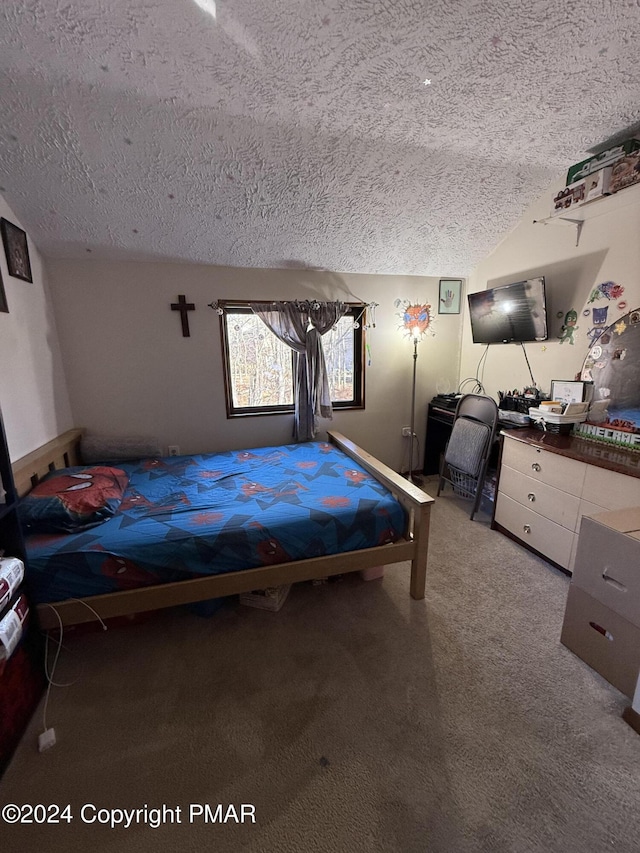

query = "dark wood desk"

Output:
[[423, 403, 455, 475]]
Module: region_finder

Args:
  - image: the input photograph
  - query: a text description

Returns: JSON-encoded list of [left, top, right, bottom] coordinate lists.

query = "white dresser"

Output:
[[494, 431, 640, 572]]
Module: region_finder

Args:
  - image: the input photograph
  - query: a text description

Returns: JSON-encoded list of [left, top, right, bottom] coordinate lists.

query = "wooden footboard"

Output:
[[327, 431, 433, 600], [12, 429, 433, 630]]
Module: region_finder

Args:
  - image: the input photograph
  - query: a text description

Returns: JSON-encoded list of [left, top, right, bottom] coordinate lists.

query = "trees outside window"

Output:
[[220, 304, 364, 417]]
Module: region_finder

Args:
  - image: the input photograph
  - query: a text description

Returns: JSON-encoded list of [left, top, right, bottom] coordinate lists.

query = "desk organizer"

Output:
[[528, 407, 587, 435]]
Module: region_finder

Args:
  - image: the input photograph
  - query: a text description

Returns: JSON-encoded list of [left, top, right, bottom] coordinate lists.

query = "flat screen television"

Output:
[[467, 277, 548, 344]]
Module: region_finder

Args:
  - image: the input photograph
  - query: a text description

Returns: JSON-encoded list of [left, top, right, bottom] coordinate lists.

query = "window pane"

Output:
[[220, 304, 363, 416], [226, 314, 294, 408], [324, 316, 355, 402]]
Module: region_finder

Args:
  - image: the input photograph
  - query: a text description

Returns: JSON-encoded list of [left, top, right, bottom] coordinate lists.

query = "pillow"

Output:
[[80, 434, 161, 464], [19, 466, 129, 534]]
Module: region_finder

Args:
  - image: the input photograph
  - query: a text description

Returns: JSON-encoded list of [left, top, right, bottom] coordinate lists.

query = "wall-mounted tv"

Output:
[[467, 277, 548, 344]]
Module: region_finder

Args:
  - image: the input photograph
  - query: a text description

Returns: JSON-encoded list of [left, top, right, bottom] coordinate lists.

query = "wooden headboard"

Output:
[[12, 429, 84, 497]]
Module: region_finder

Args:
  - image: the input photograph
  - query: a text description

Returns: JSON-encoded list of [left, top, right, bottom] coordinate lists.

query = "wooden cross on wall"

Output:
[[171, 294, 195, 337]]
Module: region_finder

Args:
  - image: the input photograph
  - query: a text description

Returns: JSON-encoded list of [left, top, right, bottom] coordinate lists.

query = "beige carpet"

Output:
[[2, 484, 640, 852]]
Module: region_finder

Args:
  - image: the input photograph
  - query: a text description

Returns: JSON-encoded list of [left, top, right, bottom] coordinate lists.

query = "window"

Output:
[[219, 302, 365, 417]]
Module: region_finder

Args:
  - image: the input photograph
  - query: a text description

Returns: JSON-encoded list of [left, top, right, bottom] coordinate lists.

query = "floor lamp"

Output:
[[399, 302, 434, 485]]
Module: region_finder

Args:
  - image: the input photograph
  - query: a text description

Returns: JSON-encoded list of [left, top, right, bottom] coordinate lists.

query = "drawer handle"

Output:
[[589, 621, 613, 641], [527, 493, 536, 502], [602, 569, 626, 592], [531, 463, 541, 472], [523, 524, 531, 534]]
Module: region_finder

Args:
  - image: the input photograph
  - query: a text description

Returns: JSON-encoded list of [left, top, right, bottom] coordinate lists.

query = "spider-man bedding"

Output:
[[23, 441, 406, 604]]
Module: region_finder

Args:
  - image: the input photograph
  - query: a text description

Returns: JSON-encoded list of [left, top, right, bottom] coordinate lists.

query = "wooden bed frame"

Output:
[[12, 429, 433, 630]]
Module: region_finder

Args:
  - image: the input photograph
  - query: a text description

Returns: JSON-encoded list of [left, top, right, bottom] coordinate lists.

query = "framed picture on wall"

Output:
[[1, 218, 32, 283], [0, 267, 7, 313], [438, 279, 462, 314]]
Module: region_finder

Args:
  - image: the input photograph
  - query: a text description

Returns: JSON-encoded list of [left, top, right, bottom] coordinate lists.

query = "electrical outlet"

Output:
[[401, 427, 412, 437], [168, 445, 180, 457]]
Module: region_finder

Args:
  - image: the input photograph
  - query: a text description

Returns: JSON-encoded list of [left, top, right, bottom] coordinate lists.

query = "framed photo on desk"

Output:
[[550, 379, 589, 405]]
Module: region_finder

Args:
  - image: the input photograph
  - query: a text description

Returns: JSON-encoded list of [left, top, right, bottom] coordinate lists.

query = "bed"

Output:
[[12, 429, 433, 630]]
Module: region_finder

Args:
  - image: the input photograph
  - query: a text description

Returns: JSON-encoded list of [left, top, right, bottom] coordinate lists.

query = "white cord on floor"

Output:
[[40, 599, 108, 735], [42, 604, 64, 733], [69, 598, 108, 631]]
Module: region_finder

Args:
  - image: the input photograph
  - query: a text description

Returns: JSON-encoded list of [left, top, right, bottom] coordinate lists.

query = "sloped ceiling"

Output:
[[0, 0, 639, 276]]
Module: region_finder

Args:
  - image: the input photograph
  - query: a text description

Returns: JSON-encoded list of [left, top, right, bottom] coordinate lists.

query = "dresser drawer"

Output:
[[582, 465, 640, 510], [498, 464, 580, 531], [495, 493, 575, 568], [575, 498, 609, 532], [561, 585, 640, 698], [501, 438, 586, 493], [572, 511, 640, 626]]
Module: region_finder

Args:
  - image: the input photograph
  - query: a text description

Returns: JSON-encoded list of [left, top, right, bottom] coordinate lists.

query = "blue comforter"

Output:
[[25, 441, 405, 603]]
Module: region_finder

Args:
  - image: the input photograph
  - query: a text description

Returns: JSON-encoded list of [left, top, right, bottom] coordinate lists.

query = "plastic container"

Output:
[[528, 407, 587, 435], [528, 407, 587, 425]]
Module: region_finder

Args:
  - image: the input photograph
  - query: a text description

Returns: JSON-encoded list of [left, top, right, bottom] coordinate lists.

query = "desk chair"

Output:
[[436, 394, 499, 520]]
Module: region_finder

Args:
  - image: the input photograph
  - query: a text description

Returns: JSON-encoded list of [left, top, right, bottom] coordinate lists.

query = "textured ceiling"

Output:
[[0, 0, 639, 276]]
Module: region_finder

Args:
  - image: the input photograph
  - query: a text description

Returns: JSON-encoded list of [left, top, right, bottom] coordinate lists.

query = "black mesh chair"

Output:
[[436, 394, 499, 520]]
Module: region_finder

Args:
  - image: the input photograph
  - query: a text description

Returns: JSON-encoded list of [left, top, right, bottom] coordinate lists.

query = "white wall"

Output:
[[10, 174, 638, 471], [46, 261, 464, 471], [0, 195, 73, 460], [459, 181, 640, 400]]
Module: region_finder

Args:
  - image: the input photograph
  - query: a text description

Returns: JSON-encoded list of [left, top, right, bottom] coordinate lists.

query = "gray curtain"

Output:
[[250, 301, 348, 441]]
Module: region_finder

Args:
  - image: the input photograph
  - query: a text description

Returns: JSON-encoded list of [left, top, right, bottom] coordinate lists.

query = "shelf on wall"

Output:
[[532, 215, 584, 246], [533, 182, 640, 247]]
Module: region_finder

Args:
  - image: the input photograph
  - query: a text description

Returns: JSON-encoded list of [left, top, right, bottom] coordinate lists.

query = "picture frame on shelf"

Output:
[[438, 279, 462, 314], [1, 218, 32, 283]]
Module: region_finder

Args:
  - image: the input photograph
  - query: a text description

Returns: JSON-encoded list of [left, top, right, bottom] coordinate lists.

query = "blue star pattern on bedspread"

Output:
[[24, 442, 406, 603]]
